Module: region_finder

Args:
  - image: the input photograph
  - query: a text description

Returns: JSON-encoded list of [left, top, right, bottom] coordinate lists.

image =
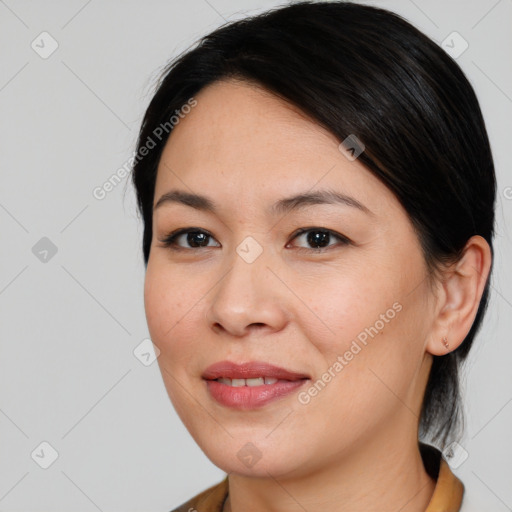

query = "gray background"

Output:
[[1, 0, 511, 510]]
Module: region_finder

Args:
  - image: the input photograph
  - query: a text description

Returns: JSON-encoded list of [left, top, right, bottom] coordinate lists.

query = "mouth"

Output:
[[201, 360, 310, 409], [213, 376, 308, 387], [201, 360, 311, 382]]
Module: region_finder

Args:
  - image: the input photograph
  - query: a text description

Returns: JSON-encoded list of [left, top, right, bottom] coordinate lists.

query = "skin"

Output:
[[144, 79, 492, 512]]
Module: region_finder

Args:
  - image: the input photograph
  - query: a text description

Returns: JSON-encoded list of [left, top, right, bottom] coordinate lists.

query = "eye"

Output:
[[288, 227, 351, 252], [158, 228, 220, 251], [157, 226, 351, 252]]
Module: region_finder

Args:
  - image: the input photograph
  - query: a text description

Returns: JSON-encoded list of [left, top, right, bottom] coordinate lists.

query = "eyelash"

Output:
[[157, 227, 351, 253]]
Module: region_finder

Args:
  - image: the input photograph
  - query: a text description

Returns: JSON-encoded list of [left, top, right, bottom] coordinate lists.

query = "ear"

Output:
[[426, 235, 492, 356]]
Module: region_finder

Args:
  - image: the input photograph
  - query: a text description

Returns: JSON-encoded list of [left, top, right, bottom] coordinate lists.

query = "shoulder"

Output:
[[169, 476, 229, 512]]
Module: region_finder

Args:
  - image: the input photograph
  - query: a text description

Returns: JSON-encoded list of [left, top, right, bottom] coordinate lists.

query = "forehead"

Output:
[[161, 79, 336, 166], [153, 79, 399, 220]]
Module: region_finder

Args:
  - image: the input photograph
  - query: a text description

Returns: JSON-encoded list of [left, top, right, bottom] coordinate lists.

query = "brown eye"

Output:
[[158, 228, 220, 250], [289, 228, 351, 251]]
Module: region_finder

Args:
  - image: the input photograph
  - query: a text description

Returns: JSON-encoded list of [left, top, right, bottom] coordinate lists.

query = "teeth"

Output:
[[246, 377, 264, 386], [215, 377, 279, 386]]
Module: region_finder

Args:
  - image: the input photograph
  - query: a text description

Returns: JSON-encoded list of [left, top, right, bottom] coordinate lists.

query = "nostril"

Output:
[[212, 323, 224, 334]]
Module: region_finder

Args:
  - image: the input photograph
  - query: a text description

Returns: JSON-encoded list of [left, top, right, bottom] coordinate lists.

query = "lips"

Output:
[[202, 360, 310, 381]]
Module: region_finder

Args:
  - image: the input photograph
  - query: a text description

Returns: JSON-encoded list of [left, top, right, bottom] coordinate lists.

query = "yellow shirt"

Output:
[[170, 444, 464, 512]]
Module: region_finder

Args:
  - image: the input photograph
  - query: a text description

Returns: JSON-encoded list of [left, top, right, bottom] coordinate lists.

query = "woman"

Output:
[[131, 1, 495, 511]]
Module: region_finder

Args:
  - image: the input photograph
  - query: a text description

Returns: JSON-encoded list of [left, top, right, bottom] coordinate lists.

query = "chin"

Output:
[[198, 438, 311, 479]]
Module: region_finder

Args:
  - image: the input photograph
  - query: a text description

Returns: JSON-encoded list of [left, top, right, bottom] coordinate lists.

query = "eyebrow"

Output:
[[153, 188, 373, 216]]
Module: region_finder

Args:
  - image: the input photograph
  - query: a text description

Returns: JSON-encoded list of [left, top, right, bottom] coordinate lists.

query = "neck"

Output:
[[223, 426, 436, 512]]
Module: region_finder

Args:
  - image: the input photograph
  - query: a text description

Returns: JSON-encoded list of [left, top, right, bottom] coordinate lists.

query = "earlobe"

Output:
[[426, 235, 492, 356]]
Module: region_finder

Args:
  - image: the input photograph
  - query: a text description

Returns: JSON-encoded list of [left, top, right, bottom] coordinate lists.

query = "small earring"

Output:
[[442, 336, 450, 350]]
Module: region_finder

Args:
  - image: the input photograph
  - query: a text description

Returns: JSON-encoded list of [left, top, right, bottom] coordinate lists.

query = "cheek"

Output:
[[143, 260, 201, 363], [294, 263, 425, 405], [296, 263, 401, 355]]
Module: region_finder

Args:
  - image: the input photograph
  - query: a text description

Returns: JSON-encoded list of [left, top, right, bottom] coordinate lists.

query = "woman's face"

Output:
[[144, 79, 437, 477]]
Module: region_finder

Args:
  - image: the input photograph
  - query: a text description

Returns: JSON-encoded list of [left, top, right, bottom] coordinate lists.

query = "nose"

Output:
[[205, 244, 290, 338]]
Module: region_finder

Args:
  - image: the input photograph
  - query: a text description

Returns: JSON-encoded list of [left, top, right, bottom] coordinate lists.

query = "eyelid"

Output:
[[287, 227, 351, 250], [157, 227, 219, 250]]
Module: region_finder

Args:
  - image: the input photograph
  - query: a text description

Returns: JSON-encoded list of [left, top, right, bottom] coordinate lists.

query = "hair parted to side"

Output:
[[130, 1, 496, 449]]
